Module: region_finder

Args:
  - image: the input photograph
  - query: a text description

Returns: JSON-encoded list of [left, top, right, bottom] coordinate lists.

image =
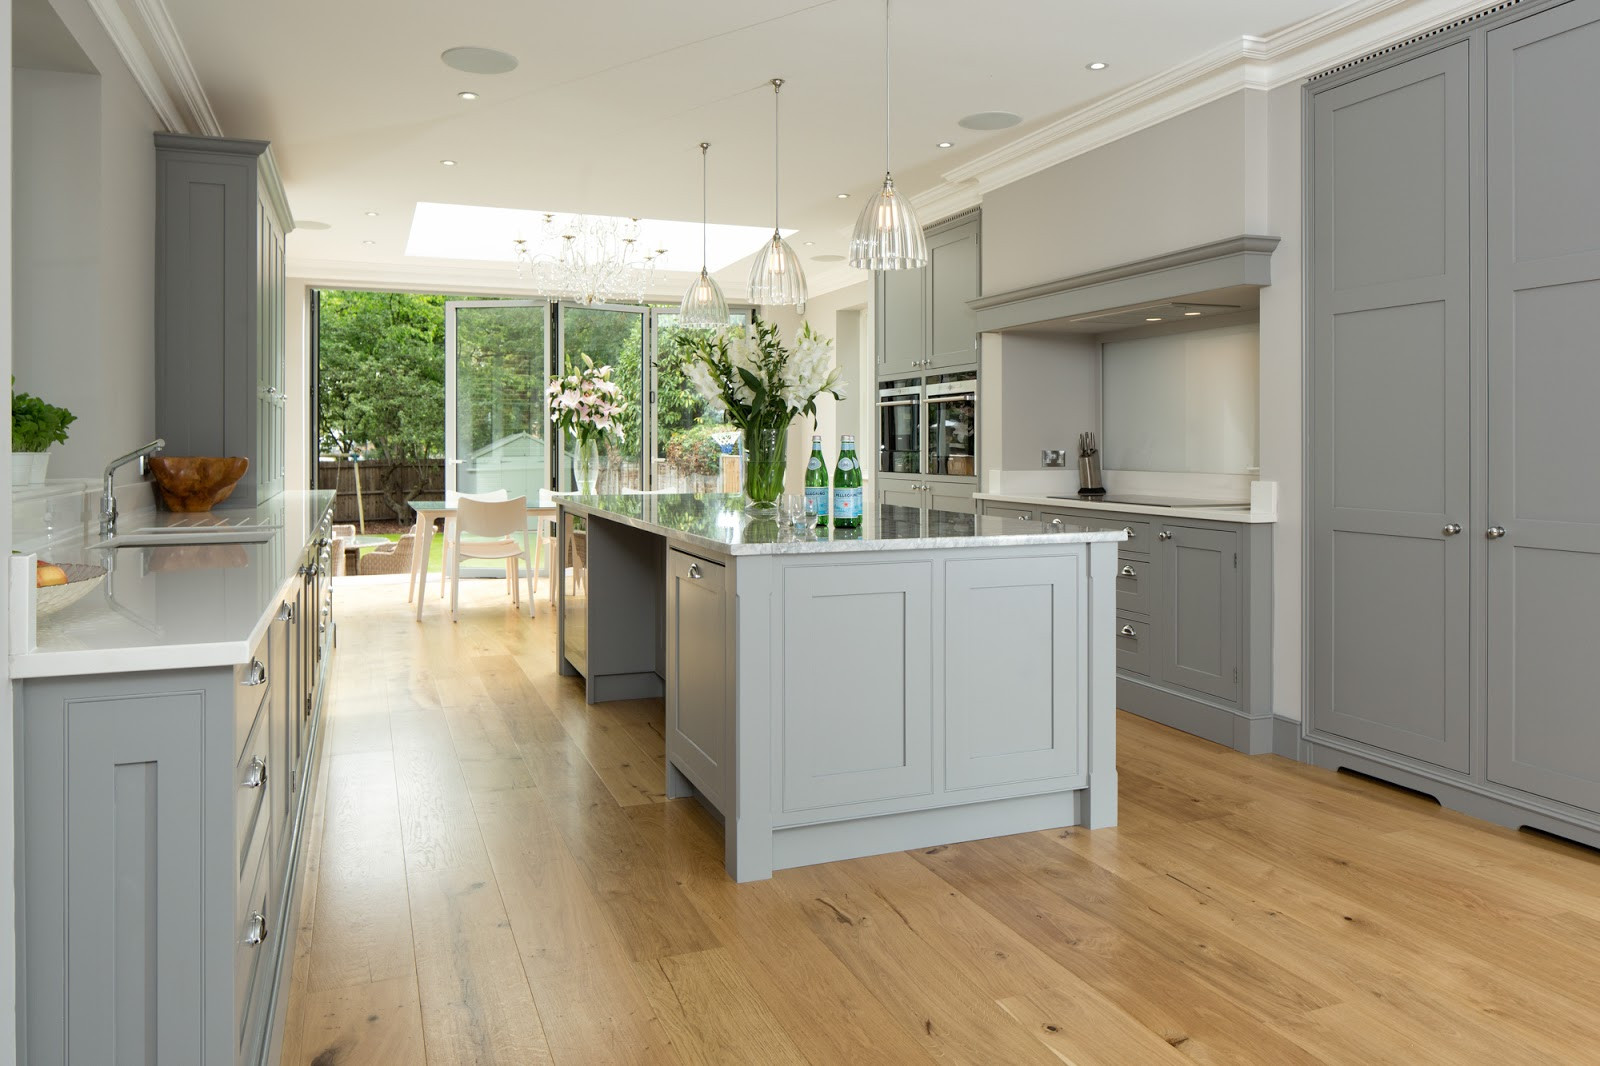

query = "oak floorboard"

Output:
[[282, 581, 1600, 1066]]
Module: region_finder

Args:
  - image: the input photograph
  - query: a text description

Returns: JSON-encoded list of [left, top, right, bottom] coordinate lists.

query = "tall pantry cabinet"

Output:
[[1306, 0, 1600, 845], [155, 133, 291, 505]]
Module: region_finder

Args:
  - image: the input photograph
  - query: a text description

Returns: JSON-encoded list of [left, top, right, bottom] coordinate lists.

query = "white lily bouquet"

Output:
[[547, 353, 626, 492], [682, 316, 846, 511]]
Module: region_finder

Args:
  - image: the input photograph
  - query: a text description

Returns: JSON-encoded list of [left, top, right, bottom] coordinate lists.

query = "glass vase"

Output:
[[742, 420, 789, 515], [573, 437, 600, 495]]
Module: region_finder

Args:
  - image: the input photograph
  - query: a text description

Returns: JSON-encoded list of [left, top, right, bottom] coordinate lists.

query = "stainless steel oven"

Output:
[[877, 378, 922, 475], [925, 372, 977, 477]]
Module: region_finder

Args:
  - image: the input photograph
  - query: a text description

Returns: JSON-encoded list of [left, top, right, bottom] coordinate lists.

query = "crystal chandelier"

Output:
[[850, 0, 928, 271], [513, 213, 666, 305], [748, 78, 807, 312]]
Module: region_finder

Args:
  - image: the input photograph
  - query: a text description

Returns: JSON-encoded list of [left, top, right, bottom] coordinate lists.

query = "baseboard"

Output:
[[1273, 715, 1313, 761], [1117, 677, 1272, 754]]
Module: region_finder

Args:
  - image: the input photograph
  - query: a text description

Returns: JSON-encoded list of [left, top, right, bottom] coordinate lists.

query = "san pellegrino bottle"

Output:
[[805, 435, 830, 527], [833, 435, 863, 529]]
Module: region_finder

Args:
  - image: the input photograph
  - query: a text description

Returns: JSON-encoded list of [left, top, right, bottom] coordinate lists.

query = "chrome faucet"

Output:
[[101, 438, 165, 538]]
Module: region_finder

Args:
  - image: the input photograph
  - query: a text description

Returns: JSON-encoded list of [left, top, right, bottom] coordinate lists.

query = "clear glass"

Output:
[[557, 304, 646, 493], [678, 269, 729, 329], [877, 377, 922, 474], [573, 437, 600, 494], [653, 309, 750, 494], [447, 301, 548, 499], [742, 419, 789, 514], [747, 233, 808, 312], [925, 371, 977, 478], [848, 175, 929, 270], [781, 492, 818, 533]]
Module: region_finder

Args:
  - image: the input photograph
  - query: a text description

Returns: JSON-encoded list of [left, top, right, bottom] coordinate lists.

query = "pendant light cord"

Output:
[[699, 141, 710, 273], [772, 79, 782, 233], [883, 0, 891, 177]]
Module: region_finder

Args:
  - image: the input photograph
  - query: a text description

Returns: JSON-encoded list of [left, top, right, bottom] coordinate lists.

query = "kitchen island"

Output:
[[556, 493, 1124, 882]]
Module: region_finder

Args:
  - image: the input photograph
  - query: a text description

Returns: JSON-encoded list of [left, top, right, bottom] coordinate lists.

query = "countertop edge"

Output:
[[975, 492, 1279, 525]]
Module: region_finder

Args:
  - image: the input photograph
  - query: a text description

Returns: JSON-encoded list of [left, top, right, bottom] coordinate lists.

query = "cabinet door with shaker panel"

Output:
[[876, 266, 926, 375], [927, 217, 981, 369]]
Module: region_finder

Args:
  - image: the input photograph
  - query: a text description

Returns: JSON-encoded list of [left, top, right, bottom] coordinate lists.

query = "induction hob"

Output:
[[1049, 494, 1250, 509]]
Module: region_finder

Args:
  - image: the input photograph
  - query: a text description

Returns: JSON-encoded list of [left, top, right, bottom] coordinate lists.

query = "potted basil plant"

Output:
[[12, 381, 76, 485]]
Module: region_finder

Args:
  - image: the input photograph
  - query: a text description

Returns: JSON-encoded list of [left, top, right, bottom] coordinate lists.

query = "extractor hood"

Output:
[[970, 234, 1279, 335]]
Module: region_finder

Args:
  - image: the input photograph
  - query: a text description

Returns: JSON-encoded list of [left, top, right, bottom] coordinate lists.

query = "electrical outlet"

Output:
[[1041, 449, 1068, 468]]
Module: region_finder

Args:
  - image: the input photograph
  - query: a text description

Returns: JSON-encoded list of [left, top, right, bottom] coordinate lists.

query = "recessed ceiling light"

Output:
[[812, 254, 846, 263], [1146, 317, 1163, 322], [362, 240, 375, 246], [457, 90, 479, 101], [958, 111, 1022, 131], [440, 46, 518, 75], [1086, 61, 1109, 71], [836, 192, 849, 199], [937, 141, 954, 149], [1183, 311, 1203, 317], [295, 220, 331, 230], [364, 210, 379, 217], [803, 241, 815, 246], [440, 159, 457, 166]]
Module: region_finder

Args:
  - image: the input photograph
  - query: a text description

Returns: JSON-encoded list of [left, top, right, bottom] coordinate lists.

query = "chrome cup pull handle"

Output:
[[1120, 565, 1137, 577], [241, 756, 267, 790], [242, 659, 266, 686], [1121, 526, 1135, 539], [1119, 625, 1137, 638], [243, 912, 269, 947], [688, 563, 703, 579]]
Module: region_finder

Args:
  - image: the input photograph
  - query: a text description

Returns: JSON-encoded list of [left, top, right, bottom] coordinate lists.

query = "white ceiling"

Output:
[[161, 0, 1354, 299]]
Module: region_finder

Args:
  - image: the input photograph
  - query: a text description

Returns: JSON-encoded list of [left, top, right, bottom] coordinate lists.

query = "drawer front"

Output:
[[233, 699, 271, 878], [233, 631, 271, 764], [1037, 509, 1151, 552], [982, 502, 1043, 522], [1116, 613, 1151, 677], [234, 817, 274, 1056], [1114, 555, 1154, 615]]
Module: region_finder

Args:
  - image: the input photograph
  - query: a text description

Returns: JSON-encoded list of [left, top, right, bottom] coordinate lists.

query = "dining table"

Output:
[[407, 492, 561, 619]]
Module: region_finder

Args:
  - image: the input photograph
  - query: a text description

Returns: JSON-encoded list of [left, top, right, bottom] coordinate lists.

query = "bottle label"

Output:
[[807, 456, 823, 471], [834, 487, 863, 519], [806, 485, 829, 516], [838, 457, 857, 472]]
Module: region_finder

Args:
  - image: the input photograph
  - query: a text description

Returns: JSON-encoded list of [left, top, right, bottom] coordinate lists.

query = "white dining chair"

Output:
[[439, 488, 509, 599], [449, 495, 536, 621]]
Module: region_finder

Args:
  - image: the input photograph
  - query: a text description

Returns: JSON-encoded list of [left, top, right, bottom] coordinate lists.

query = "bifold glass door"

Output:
[[445, 300, 549, 498], [556, 303, 648, 492]]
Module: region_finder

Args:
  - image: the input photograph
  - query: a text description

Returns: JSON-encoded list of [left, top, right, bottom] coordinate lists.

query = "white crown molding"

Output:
[[85, 0, 222, 135], [913, 0, 1493, 208]]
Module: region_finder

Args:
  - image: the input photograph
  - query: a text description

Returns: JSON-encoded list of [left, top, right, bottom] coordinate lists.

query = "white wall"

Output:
[[980, 91, 1271, 295], [10, 0, 159, 477], [761, 279, 870, 490]]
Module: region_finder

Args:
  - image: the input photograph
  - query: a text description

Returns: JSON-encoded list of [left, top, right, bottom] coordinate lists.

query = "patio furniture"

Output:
[[330, 523, 356, 575], [449, 496, 536, 621], [408, 494, 561, 620], [358, 533, 414, 575]]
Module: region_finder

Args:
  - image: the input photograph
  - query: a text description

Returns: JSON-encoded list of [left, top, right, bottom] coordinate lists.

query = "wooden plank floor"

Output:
[[282, 579, 1600, 1066]]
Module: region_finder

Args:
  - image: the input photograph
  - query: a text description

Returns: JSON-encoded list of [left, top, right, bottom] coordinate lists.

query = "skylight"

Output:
[[405, 202, 788, 273]]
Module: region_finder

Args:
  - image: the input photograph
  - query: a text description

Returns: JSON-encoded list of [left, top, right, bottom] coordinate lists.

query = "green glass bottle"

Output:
[[805, 435, 830, 527], [832, 434, 863, 530]]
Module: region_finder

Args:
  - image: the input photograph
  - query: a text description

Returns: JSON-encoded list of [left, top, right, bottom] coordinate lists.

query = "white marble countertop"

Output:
[[975, 491, 1278, 524], [11, 491, 335, 679], [558, 493, 1126, 557]]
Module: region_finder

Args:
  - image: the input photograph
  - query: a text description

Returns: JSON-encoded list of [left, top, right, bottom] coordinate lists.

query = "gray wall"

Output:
[[2, 1, 17, 1053], [980, 91, 1270, 296], [980, 330, 1099, 481], [761, 279, 870, 491], [11, 0, 161, 478]]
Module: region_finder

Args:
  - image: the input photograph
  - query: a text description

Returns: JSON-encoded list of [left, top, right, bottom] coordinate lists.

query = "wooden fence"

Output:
[[316, 459, 445, 524]]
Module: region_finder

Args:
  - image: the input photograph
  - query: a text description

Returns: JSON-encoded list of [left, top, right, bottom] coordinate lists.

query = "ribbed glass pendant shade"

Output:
[[849, 174, 928, 270], [679, 141, 730, 328], [679, 269, 729, 327], [748, 232, 807, 313]]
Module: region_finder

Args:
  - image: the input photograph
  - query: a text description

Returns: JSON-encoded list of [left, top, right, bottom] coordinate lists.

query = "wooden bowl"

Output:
[[148, 456, 249, 512]]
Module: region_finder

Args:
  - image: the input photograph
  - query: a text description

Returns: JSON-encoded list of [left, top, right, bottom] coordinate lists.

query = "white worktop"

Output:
[[976, 491, 1278, 524], [560, 492, 1126, 557], [11, 490, 335, 679]]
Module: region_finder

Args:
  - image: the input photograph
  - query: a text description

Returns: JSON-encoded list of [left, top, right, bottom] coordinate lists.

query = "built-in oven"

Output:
[[877, 378, 922, 475], [925, 371, 977, 477]]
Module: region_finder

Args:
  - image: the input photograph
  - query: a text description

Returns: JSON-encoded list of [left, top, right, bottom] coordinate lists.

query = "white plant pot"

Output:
[[31, 451, 50, 484], [10, 452, 33, 486]]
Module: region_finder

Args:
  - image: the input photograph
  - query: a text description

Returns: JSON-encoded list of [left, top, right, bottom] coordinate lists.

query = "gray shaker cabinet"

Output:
[[876, 266, 926, 374], [1306, 0, 1600, 844], [875, 212, 980, 374], [156, 133, 291, 505], [1483, 0, 1600, 814], [1159, 524, 1240, 704], [665, 548, 732, 812]]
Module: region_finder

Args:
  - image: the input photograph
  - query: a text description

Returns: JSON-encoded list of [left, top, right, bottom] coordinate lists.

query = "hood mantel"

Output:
[[971, 234, 1280, 334]]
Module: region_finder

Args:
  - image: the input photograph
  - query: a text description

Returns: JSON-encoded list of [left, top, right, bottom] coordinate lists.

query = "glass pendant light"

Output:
[[849, 0, 928, 271], [680, 142, 729, 328], [748, 78, 808, 313]]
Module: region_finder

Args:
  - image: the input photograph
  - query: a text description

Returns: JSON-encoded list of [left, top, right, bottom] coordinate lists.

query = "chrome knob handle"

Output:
[[1158, 530, 1174, 541], [1121, 526, 1135, 539], [1486, 526, 1507, 540], [688, 563, 703, 579], [1120, 565, 1137, 577], [241, 756, 267, 789], [1443, 523, 1462, 536], [242, 659, 266, 686], [243, 912, 269, 947], [1119, 624, 1137, 638]]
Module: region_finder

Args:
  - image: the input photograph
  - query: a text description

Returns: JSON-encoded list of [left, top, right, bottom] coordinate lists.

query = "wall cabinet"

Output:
[[18, 508, 335, 1066], [876, 212, 980, 374], [155, 133, 291, 505], [1306, 0, 1600, 844], [983, 501, 1272, 753]]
